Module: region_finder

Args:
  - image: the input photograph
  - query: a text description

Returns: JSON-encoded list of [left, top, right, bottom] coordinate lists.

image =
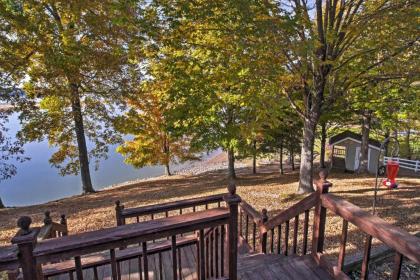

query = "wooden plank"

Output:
[[321, 193, 420, 264]]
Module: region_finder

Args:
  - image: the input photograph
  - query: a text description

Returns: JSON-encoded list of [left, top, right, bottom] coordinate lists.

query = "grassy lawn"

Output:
[[1, 163, 419, 261]]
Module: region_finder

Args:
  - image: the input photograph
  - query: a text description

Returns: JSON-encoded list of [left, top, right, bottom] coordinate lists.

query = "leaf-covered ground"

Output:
[[0, 163, 419, 262]]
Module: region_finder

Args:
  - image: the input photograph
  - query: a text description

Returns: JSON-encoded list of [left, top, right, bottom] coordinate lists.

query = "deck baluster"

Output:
[[221, 225, 225, 277], [337, 219, 348, 271], [142, 242, 149, 280], [270, 229, 275, 253], [171, 235, 178, 280], [293, 215, 299, 254], [110, 249, 118, 280], [215, 227, 220, 277], [303, 210, 309, 255], [360, 235, 373, 280], [199, 229, 205, 280], [245, 215, 249, 243], [210, 230, 214, 277], [277, 225, 281, 254], [137, 256, 143, 280], [74, 256, 83, 280], [261, 209, 268, 253], [392, 252, 403, 280], [284, 220, 289, 256], [239, 210, 243, 237], [159, 252, 163, 280], [93, 267, 99, 280], [253, 222, 257, 251]]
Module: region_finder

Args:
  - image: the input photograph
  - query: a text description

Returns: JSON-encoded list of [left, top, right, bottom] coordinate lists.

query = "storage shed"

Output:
[[329, 130, 381, 173]]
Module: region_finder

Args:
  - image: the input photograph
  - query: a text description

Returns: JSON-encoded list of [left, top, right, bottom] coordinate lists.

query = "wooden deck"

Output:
[[238, 254, 332, 280], [49, 244, 334, 280]]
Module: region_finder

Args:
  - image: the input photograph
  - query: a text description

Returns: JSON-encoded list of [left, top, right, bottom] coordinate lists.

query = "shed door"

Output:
[[354, 146, 361, 170]]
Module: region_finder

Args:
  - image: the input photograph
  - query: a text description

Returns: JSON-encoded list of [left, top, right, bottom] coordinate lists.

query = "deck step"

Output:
[[237, 254, 334, 280]]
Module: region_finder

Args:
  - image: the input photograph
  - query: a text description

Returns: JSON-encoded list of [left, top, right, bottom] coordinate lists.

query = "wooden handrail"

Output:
[[239, 200, 261, 224], [33, 208, 229, 263], [120, 193, 226, 218], [261, 192, 318, 233], [321, 193, 420, 264], [0, 245, 18, 271]]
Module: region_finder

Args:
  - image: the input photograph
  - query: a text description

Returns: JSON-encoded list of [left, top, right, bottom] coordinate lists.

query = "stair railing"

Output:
[[259, 190, 319, 256]]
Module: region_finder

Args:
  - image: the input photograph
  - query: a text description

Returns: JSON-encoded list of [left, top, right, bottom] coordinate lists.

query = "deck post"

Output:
[[312, 170, 332, 257], [115, 200, 125, 226], [224, 180, 241, 280], [11, 216, 42, 280], [260, 209, 268, 254], [60, 214, 68, 236]]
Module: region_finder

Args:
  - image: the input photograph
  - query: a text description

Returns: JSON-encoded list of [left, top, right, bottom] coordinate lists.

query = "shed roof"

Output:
[[329, 130, 381, 148]]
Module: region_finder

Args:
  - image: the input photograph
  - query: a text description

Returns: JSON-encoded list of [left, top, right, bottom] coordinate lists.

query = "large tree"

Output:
[[267, 0, 419, 192], [0, 1, 142, 193], [115, 80, 197, 176], [148, 0, 277, 180]]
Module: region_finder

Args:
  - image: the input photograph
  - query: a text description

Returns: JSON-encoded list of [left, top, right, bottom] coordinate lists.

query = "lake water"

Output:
[[0, 114, 211, 207]]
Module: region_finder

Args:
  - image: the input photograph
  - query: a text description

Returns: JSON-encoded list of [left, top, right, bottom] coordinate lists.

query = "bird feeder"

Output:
[[382, 160, 399, 189]]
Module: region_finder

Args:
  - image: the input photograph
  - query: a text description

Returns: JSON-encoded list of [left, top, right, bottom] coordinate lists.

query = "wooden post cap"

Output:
[[316, 169, 332, 193], [12, 216, 39, 244], [228, 180, 236, 195], [17, 216, 32, 235], [224, 180, 241, 204], [44, 211, 52, 225], [261, 209, 268, 222], [60, 214, 67, 225], [319, 169, 328, 181]]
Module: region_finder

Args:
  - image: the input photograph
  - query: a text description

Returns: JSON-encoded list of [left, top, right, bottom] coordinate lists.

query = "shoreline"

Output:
[[3, 150, 248, 208]]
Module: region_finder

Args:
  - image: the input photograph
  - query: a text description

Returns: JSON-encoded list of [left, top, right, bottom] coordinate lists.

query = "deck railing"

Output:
[[116, 194, 226, 226], [317, 187, 420, 280], [238, 200, 262, 252], [2, 188, 240, 280], [2, 174, 419, 280], [259, 191, 318, 256], [256, 171, 420, 280]]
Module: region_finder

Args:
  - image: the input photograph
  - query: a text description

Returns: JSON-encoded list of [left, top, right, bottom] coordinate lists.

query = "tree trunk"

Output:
[[70, 83, 94, 194], [252, 140, 257, 174], [227, 148, 236, 180], [290, 146, 295, 171], [0, 196, 4, 208], [384, 129, 390, 156], [165, 163, 171, 176], [298, 118, 316, 193], [320, 122, 327, 168], [405, 129, 411, 159], [279, 139, 284, 175], [357, 111, 372, 174]]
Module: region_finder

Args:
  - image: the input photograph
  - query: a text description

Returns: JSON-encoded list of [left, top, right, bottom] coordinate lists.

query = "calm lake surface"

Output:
[[1, 114, 211, 207]]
